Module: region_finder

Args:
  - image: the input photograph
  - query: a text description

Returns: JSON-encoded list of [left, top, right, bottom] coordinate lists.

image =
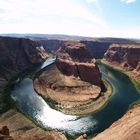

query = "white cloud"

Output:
[[86, 0, 98, 3], [0, 0, 139, 38], [0, 0, 109, 35], [86, 0, 102, 14], [0, 0, 106, 25], [121, 0, 136, 4]]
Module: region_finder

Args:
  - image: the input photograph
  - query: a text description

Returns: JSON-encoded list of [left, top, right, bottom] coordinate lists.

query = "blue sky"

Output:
[[0, 0, 140, 38]]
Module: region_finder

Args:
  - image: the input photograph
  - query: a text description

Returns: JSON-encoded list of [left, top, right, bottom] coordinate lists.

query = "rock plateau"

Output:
[[34, 41, 107, 115], [104, 44, 140, 82]]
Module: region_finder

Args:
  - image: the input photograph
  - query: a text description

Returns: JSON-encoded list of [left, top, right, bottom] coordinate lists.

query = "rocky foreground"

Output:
[[95, 43, 140, 140], [93, 105, 140, 140], [0, 109, 67, 140]]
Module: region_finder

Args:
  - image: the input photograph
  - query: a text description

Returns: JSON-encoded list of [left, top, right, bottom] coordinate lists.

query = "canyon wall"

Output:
[[34, 41, 104, 114], [38, 39, 64, 53], [56, 41, 102, 86], [104, 44, 140, 82], [37, 39, 111, 58], [0, 37, 49, 113], [81, 41, 111, 58], [37, 38, 139, 59], [93, 105, 140, 140]]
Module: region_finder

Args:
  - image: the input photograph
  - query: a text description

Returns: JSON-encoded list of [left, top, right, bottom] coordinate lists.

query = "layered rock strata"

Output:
[[93, 105, 140, 140], [34, 42, 105, 114], [104, 44, 140, 82], [0, 36, 49, 113], [0, 109, 67, 140], [56, 42, 101, 86]]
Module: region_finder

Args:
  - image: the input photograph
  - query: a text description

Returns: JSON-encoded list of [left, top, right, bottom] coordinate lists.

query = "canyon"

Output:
[[34, 41, 108, 115], [0, 37, 67, 140], [0, 37, 49, 113], [103, 44, 140, 83], [93, 104, 140, 140], [0, 35, 140, 140]]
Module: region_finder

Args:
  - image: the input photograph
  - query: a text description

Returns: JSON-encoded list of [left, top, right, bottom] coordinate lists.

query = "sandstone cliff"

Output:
[[37, 39, 110, 59], [36, 37, 139, 59], [104, 44, 140, 82], [56, 41, 101, 86], [0, 109, 67, 140], [93, 105, 140, 140], [0, 36, 49, 113], [34, 41, 106, 115], [38, 39, 64, 53], [80, 41, 111, 58]]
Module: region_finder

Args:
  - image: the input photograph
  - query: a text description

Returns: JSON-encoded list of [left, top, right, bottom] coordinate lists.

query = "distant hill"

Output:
[[0, 33, 140, 43]]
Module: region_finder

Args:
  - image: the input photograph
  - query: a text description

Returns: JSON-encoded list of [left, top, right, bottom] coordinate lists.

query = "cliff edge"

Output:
[[0, 36, 49, 113], [34, 41, 110, 115], [103, 44, 140, 83]]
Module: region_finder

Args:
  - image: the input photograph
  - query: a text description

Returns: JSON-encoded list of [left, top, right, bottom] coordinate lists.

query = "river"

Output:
[[10, 58, 140, 138]]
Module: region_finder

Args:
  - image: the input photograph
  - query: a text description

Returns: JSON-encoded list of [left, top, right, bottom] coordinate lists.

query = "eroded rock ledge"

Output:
[[56, 42, 101, 86], [93, 105, 140, 140], [34, 42, 110, 115], [0, 36, 49, 113], [0, 109, 67, 140], [103, 44, 140, 83]]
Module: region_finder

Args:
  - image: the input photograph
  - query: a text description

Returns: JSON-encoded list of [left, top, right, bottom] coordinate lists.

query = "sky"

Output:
[[0, 0, 140, 38]]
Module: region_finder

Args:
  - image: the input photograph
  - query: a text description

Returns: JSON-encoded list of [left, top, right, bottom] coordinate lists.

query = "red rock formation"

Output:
[[0, 126, 9, 136], [104, 44, 140, 82], [76, 134, 87, 140], [34, 41, 104, 114], [0, 36, 49, 113], [93, 105, 140, 140], [0, 126, 13, 140], [104, 44, 140, 69], [37, 37, 139, 58], [56, 42, 101, 86], [0, 110, 67, 140]]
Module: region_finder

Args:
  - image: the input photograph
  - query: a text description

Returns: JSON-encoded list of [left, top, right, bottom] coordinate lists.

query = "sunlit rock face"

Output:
[[0, 36, 49, 112], [56, 41, 102, 86], [37, 37, 138, 59], [104, 44, 140, 82], [93, 105, 140, 140], [0, 109, 68, 140], [34, 41, 103, 113], [104, 44, 140, 68]]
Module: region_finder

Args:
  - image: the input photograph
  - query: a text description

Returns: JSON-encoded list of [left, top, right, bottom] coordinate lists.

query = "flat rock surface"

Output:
[[0, 109, 67, 140], [34, 64, 101, 108], [93, 105, 140, 140]]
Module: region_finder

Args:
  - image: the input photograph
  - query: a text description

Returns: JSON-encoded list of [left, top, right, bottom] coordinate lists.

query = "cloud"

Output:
[[86, 0, 98, 3], [0, 8, 5, 13], [86, 0, 102, 13], [0, 0, 109, 35], [0, 0, 106, 25], [121, 0, 136, 4], [0, 0, 139, 38]]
